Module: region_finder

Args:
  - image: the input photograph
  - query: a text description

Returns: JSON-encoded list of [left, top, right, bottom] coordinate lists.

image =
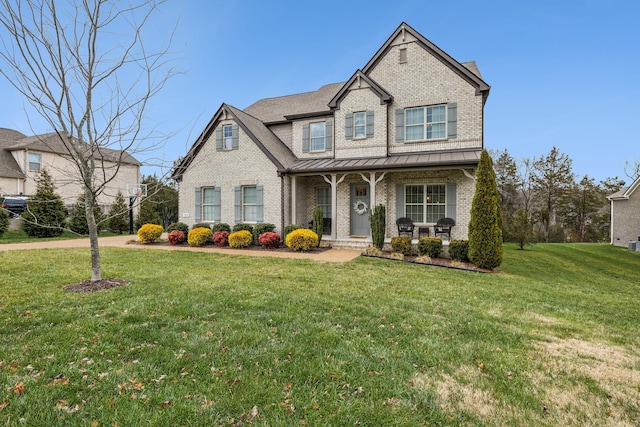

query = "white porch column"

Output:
[[323, 173, 346, 240], [290, 175, 297, 225], [359, 171, 386, 209]]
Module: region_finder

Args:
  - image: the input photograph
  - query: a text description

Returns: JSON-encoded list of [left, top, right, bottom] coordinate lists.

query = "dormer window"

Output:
[[28, 152, 41, 171], [345, 111, 374, 140]]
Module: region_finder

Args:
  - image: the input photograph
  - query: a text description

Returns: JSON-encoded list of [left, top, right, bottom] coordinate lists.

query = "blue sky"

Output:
[[1, 0, 639, 183]]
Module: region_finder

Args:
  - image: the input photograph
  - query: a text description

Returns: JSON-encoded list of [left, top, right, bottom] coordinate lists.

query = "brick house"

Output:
[[0, 128, 140, 211], [172, 22, 490, 246], [608, 175, 640, 247]]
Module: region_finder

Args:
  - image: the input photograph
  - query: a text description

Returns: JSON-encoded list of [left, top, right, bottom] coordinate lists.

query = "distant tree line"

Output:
[[491, 147, 635, 243]]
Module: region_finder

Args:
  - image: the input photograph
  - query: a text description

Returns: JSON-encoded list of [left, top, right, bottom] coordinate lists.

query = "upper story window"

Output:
[[310, 122, 326, 152], [216, 124, 238, 151], [395, 103, 456, 143], [28, 152, 42, 171], [354, 112, 366, 138], [345, 111, 374, 140], [302, 121, 333, 153], [406, 105, 446, 141], [223, 125, 233, 149]]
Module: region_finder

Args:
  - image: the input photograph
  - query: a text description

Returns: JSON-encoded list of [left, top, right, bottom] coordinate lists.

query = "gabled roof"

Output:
[[5, 132, 140, 166], [362, 22, 490, 100], [243, 82, 344, 124], [328, 70, 393, 110], [608, 175, 640, 200], [0, 128, 27, 179], [172, 103, 297, 179]]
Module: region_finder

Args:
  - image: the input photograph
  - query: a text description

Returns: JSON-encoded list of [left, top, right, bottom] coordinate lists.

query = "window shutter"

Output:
[[446, 182, 456, 221], [234, 186, 241, 223], [215, 128, 223, 151], [256, 185, 263, 223], [447, 103, 457, 139], [194, 187, 202, 222], [302, 124, 310, 153], [395, 109, 404, 143], [325, 121, 333, 151], [213, 187, 221, 222], [231, 124, 239, 149], [396, 184, 405, 219], [366, 111, 374, 137], [345, 113, 353, 139]]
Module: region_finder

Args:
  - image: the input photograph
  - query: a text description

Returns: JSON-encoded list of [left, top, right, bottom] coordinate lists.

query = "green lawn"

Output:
[[0, 229, 120, 244], [0, 244, 638, 426]]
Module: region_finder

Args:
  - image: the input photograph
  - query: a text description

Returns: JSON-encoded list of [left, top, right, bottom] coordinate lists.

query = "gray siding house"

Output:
[[172, 22, 490, 246], [608, 175, 640, 247]]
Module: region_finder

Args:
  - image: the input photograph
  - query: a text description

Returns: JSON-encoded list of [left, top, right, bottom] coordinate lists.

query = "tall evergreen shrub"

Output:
[[312, 206, 323, 246], [468, 150, 503, 269], [68, 194, 103, 234], [21, 169, 66, 237], [0, 208, 9, 237], [106, 191, 129, 234], [370, 204, 386, 249]]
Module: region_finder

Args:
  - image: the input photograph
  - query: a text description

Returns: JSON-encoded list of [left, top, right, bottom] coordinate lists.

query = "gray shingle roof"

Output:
[[0, 128, 27, 179]]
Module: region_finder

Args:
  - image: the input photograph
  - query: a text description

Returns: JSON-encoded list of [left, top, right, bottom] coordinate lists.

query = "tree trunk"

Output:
[[85, 189, 102, 281]]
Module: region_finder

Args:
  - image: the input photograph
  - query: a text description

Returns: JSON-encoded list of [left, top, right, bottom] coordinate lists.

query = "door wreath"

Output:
[[353, 200, 368, 215]]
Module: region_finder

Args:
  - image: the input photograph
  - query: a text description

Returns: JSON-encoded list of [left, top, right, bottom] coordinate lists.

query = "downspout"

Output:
[[280, 172, 285, 235]]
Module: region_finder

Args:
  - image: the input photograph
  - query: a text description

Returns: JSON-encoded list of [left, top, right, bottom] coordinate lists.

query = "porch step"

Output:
[[326, 237, 372, 250]]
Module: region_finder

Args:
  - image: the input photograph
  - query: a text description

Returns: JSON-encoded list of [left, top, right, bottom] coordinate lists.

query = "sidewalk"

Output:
[[0, 234, 362, 263]]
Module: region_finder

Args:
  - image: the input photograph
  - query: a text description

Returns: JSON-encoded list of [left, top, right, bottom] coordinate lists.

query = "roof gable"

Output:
[[362, 22, 490, 99], [609, 175, 640, 200], [328, 70, 393, 110]]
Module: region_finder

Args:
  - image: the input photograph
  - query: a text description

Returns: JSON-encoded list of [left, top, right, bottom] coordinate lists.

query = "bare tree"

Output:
[[0, 0, 176, 281], [624, 159, 640, 181]]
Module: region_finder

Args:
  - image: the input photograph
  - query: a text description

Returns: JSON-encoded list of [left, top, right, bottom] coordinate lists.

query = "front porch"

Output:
[[324, 235, 451, 255]]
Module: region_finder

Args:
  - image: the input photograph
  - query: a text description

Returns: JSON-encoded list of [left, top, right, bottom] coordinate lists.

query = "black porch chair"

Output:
[[434, 217, 455, 240], [396, 217, 415, 237]]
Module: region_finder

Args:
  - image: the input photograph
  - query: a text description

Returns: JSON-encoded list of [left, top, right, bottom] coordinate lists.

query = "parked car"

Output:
[[1, 195, 29, 217]]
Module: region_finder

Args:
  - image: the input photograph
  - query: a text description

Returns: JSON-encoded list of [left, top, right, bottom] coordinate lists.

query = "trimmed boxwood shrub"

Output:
[[232, 223, 254, 234], [168, 230, 185, 245], [284, 224, 303, 237], [285, 229, 319, 252], [192, 222, 211, 230], [211, 223, 231, 233], [188, 227, 212, 247], [390, 236, 412, 255], [138, 223, 164, 243], [449, 240, 470, 262], [212, 230, 229, 247], [253, 223, 275, 243], [417, 237, 442, 258], [167, 222, 189, 235], [229, 230, 253, 248], [258, 231, 281, 250]]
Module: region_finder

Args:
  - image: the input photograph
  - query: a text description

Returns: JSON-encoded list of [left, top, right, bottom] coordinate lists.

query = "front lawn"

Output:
[[0, 244, 638, 426], [0, 229, 120, 244]]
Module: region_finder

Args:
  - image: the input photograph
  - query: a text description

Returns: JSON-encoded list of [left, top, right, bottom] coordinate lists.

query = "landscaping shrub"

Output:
[[449, 240, 470, 262], [370, 204, 386, 249], [68, 194, 103, 235], [21, 169, 66, 238], [418, 237, 442, 258], [228, 230, 252, 248], [138, 223, 164, 243], [167, 222, 189, 235], [311, 206, 323, 246], [285, 229, 319, 252], [212, 230, 229, 247], [232, 223, 254, 234], [258, 231, 281, 250], [253, 223, 275, 243], [106, 191, 129, 234], [0, 208, 8, 237], [192, 222, 211, 230], [390, 236, 412, 255], [167, 230, 185, 245], [284, 224, 303, 237], [188, 227, 212, 247], [211, 223, 231, 233]]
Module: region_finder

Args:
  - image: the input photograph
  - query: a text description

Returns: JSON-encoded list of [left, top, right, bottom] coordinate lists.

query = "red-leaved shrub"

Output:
[[258, 232, 281, 250], [168, 230, 185, 245], [212, 230, 229, 247]]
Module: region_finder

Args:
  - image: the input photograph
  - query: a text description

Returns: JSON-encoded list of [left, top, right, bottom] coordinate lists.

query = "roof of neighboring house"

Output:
[[608, 175, 640, 200], [0, 128, 27, 179], [5, 132, 141, 166], [289, 148, 481, 174]]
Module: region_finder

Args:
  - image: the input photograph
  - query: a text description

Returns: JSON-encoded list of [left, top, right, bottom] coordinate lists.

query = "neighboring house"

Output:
[[608, 175, 640, 247], [172, 22, 490, 246], [0, 128, 140, 211]]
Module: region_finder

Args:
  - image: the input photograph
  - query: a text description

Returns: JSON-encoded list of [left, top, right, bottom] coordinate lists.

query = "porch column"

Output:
[[359, 172, 386, 209], [323, 173, 346, 240], [291, 175, 297, 225]]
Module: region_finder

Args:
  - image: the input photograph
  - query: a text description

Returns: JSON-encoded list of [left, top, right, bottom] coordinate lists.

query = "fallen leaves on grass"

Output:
[[63, 278, 130, 293]]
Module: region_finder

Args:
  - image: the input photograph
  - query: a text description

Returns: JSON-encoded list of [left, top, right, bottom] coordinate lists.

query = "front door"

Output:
[[350, 183, 370, 236]]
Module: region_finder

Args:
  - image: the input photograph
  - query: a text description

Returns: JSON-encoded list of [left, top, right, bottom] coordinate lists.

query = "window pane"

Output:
[[406, 205, 423, 223], [427, 105, 445, 123], [405, 108, 424, 125], [317, 187, 331, 218], [202, 188, 216, 204], [427, 123, 445, 139], [203, 206, 215, 221], [28, 153, 41, 171], [243, 187, 257, 204], [223, 126, 233, 138], [310, 123, 325, 137], [354, 112, 365, 126], [426, 205, 445, 223], [406, 125, 423, 141]]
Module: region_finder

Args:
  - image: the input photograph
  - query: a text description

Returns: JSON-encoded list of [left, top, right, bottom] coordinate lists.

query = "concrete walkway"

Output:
[[0, 234, 362, 263]]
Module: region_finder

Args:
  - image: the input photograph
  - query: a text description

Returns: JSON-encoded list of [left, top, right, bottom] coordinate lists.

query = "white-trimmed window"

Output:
[[202, 187, 219, 221], [223, 125, 233, 149], [310, 122, 326, 152], [242, 186, 258, 222], [404, 184, 446, 223], [28, 152, 42, 171], [316, 187, 331, 219], [354, 112, 366, 138], [405, 105, 446, 141]]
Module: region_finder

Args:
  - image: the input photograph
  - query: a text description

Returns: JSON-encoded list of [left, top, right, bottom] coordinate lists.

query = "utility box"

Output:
[[629, 241, 637, 252]]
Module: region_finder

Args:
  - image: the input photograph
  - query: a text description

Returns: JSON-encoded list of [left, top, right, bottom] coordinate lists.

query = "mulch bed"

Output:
[[131, 240, 331, 254], [63, 278, 130, 293], [364, 253, 498, 273]]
